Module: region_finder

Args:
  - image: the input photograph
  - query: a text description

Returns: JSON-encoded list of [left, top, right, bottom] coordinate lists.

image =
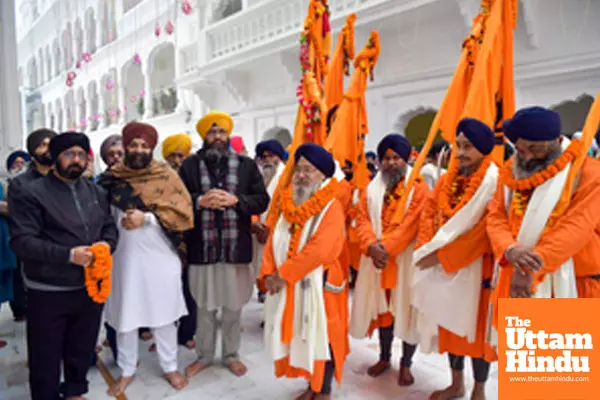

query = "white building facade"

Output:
[[16, 0, 600, 166]]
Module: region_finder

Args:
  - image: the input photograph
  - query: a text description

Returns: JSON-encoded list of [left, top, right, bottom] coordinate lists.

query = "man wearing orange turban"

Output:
[[195, 111, 234, 140], [162, 133, 192, 171]]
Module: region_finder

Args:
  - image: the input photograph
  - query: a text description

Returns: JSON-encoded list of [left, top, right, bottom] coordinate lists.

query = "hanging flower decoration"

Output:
[[123, 105, 128, 111], [105, 79, 114, 91], [85, 243, 113, 304], [130, 96, 138, 103], [133, 53, 142, 65], [66, 78, 74, 87], [67, 71, 77, 80], [139, 89, 146, 97], [82, 52, 92, 63], [107, 30, 114, 42], [155, 22, 161, 37], [165, 21, 174, 35], [182, 0, 192, 15], [75, 60, 82, 69]]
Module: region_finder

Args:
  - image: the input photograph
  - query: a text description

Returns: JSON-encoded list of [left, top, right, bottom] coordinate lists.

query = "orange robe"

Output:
[[487, 157, 600, 325], [259, 200, 349, 392], [417, 175, 497, 361], [355, 180, 429, 333]]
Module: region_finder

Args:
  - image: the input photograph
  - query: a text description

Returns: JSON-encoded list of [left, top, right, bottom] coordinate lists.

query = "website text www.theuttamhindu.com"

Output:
[[509, 376, 590, 383]]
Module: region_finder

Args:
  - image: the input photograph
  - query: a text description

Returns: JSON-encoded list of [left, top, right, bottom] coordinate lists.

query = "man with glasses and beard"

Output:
[[180, 111, 269, 379], [252, 139, 286, 303], [9, 132, 118, 400], [487, 107, 600, 349], [99, 122, 194, 397], [259, 144, 349, 400], [99, 134, 124, 170], [350, 134, 429, 386]]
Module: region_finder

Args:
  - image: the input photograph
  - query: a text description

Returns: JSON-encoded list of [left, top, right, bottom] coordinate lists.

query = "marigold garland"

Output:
[[85, 243, 113, 303], [436, 156, 492, 227], [354, 31, 380, 82], [280, 179, 339, 259], [382, 180, 405, 232], [502, 139, 582, 236], [499, 139, 581, 191]]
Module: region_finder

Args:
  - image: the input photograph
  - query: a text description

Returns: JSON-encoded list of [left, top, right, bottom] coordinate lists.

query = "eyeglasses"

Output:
[[62, 150, 87, 160]]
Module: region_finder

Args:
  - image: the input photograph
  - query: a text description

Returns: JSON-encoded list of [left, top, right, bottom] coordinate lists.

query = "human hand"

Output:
[[212, 189, 239, 208], [417, 252, 439, 269], [506, 245, 542, 274], [71, 246, 94, 267], [367, 242, 389, 269], [510, 269, 534, 298], [122, 209, 145, 230], [264, 273, 286, 295], [253, 223, 270, 245]]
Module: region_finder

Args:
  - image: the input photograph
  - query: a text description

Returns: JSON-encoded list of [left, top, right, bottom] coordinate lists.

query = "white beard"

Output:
[[292, 180, 322, 206]]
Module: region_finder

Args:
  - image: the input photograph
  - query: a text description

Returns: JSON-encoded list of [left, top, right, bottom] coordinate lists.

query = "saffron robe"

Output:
[[415, 173, 497, 361], [260, 199, 349, 392], [337, 180, 361, 279], [487, 157, 600, 332], [351, 171, 428, 339]]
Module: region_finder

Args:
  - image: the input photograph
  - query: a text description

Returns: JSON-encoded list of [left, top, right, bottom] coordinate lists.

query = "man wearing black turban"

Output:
[[10, 131, 118, 400]]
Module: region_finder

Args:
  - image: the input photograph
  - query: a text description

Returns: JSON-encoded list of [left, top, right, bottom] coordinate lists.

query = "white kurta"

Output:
[[105, 208, 188, 333]]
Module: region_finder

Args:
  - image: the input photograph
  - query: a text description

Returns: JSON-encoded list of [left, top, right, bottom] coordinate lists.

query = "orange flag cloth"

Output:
[[324, 31, 380, 191], [324, 13, 357, 110]]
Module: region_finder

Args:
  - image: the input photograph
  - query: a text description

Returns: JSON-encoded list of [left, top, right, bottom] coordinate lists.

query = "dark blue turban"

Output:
[[256, 139, 286, 161], [294, 143, 335, 178], [6, 150, 31, 171], [456, 118, 495, 155], [503, 107, 561, 143], [377, 134, 411, 161]]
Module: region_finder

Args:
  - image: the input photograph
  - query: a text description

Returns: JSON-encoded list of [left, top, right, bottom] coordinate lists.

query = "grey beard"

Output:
[[292, 180, 322, 206], [514, 142, 562, 179], [205, 146, 228, 162], [382, 164, 406, 191], [9, 167, 28, 178], [261, 164, 277, 187]]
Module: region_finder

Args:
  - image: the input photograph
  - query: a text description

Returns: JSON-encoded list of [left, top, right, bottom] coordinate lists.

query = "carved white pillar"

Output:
[[142, 63, 153, 119]]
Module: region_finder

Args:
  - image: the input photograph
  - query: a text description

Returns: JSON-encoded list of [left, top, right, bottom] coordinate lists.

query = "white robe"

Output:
[[105, 208, 188, 333], [251, 162, 285, 279]]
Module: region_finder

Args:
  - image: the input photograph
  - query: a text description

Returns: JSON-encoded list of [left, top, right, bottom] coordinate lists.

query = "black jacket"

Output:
[[9, 173, 118, 287], [179, 150, 269, 265]]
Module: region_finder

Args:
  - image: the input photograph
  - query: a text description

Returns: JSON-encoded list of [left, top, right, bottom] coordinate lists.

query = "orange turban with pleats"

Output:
[[196, 111, 234, 139]]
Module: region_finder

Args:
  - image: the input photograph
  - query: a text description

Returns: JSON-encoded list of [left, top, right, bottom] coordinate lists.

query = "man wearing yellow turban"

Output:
[[195, 111, 234, 140], [162, 133, 192, 171]]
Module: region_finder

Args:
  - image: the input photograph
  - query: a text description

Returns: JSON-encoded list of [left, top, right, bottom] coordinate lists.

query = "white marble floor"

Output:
[[0, 296, 498, 399]]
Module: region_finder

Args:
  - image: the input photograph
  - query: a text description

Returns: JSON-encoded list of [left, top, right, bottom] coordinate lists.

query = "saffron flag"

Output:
[[324, 13, 357, 110], [324, 31, 380, 191]]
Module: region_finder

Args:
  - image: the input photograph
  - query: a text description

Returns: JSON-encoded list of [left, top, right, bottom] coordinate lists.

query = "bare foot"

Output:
[[0, 339, 7, 349], [107, 375, 134, 397], [165, 371, 188, 390], [398, 366, 415, 386], [471, 382, 486, 400], [148, 343, 156, 352], [225, 359, 248, 377], [295, 386, 314, 400], [140, 331, 153, 341], [185, 361, 209, 378], [184, 340, 196, 350], [429, 384, 466, 400], [367, 360, 390, 377]]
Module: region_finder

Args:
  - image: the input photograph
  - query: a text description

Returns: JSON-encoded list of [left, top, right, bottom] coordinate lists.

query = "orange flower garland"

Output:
[[501, 139, 582, 236], [281, 179, 339, 259], [499, 139, 580, 191], [85, 243, 113, 303], [437, 156, 492, 227], [354, 31, 380, 82], [382, 180, 405, 232]]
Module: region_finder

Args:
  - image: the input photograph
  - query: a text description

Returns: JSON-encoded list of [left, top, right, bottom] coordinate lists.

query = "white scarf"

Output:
[[411, 163, 498, 353], [488, 140, 578, 348], [251, 162, 285, 279], [263, 181, 334, 374], [349, 167, 417, 342]]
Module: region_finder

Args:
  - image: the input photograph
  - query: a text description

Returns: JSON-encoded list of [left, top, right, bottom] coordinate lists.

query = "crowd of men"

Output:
[[1, 105, 599, 400]]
